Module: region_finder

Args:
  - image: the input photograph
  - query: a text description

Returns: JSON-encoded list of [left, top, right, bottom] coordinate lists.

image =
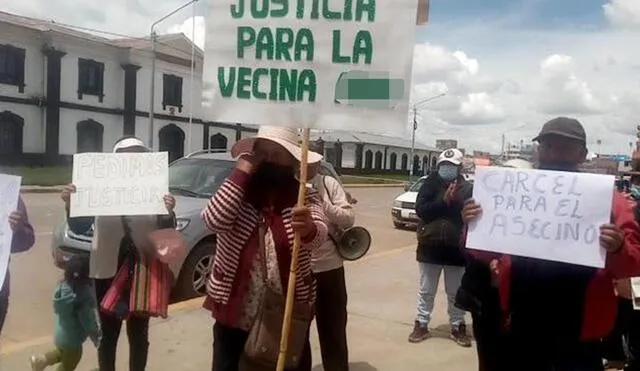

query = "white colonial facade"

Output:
[[0, 11, 255, 165], [311, 131, 441, 175]]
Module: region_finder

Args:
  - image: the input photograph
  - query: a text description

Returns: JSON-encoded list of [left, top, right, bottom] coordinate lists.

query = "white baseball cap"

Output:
[[437, 148, 463, 166]]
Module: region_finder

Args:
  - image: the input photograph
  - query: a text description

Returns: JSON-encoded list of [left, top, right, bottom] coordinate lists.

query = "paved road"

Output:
[[0, 186, 417, 348]]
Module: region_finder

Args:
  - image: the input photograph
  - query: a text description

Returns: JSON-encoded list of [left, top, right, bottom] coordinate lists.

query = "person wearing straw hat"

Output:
[[201, 126, 328, 371]]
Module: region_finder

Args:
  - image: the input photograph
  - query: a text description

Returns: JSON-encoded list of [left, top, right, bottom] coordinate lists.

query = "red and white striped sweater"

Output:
[[201, 168, 328, 305]]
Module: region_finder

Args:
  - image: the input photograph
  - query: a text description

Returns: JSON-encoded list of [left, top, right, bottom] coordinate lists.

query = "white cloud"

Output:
[[604, 0, 640, 29], [536, 54, 610, 115], [167, 16, 205, 49]]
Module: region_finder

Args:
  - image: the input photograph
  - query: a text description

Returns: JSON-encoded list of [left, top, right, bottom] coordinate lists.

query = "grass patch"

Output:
[[0, 166, 71, 186]]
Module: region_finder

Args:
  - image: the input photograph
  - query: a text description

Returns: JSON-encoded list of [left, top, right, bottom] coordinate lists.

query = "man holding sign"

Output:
[[462, 117, 640, 370]]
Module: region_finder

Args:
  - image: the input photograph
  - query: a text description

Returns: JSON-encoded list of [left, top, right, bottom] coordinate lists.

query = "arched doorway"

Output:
[[422, 156, 429, 175], [77, 119, 104, 153], [374, 151, 383, 170], [431, 156, 437, 170], [209, 133, 228, 150], [159, 124, 185, 163], [364, 150, 373, 170], [412, 155, 420, 174], [401, 154, 408, 170], [0, 111, 24, 155], [389, 153, 397, 170]]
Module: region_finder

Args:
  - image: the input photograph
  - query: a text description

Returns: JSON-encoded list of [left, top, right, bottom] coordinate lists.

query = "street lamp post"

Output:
[[410, 92, 446, 180], [148, 0, 199, 149]]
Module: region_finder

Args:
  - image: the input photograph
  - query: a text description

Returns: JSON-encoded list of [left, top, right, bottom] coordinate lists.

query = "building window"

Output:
[[364, 150, 373, 170], [389, 153, 397, 170], [0, 111, 24, 155], [78, 58, 104, 102], [159, 124, 185, 163], [401, 154, 408, 171], [163, 74, 183, 111], [209, 133, 228, 150], [77, 119, 104, 153], [0, 45, 26, 93]]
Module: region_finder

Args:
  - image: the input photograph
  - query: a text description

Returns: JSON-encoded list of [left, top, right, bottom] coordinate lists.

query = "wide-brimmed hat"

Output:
[[231, 126, 323, 164]]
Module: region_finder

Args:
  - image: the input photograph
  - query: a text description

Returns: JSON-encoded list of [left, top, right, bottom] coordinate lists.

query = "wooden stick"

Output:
[[276, 128, 311, 371]]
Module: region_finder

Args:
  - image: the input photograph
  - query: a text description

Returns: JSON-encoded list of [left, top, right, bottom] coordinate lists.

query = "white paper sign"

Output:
[[203, 0, 418, 133], [0, 174, 22, 289], [466, 167, 614, 268], [70, 152, 169, 217]]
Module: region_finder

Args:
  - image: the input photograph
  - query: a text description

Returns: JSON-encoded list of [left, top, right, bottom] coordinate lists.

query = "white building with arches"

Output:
[[0, 11, 256, 165]]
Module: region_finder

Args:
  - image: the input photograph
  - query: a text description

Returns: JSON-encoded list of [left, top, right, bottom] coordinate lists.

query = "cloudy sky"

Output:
[[3, 0, 640, 154]]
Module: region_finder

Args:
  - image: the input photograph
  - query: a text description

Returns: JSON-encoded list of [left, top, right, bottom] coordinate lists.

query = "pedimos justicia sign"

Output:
[[204, 0, 418, 133]]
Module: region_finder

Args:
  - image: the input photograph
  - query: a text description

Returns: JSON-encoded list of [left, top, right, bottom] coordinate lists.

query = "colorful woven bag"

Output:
[[99, 258, 132, 319], [129, 254, 173, 318]]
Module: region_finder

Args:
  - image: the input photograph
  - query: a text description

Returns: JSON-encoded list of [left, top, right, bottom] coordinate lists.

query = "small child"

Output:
[[30, 256, 102, 371]]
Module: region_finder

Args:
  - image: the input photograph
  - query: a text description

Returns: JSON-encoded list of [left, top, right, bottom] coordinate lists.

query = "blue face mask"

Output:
[[438, 164, 458, 181]]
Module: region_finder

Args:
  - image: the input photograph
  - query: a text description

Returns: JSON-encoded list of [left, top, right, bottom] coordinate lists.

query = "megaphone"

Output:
[[333, 226, 372, 261]]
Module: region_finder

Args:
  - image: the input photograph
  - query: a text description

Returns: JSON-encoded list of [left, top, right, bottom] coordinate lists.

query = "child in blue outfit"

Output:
[[30, 256, 102, 371]]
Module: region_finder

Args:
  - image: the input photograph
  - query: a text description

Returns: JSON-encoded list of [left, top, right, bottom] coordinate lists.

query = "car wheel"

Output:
[[173, 240, 215, 301]]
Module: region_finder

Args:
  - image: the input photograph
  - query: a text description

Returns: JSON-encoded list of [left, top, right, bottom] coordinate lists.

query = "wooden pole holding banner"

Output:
[[276, 128, 311, 371]]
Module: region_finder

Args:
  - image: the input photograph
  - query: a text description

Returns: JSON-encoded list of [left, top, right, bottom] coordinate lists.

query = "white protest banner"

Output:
[[203, 0, 418, 133], [70, 152, 169, 217], [466, 166, 614, 268], [0, 174, 22, 289]]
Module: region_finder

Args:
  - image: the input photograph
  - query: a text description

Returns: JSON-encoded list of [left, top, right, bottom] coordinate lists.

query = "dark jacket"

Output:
[[415, 173, 472, 266], [467, 191, 640, 341]]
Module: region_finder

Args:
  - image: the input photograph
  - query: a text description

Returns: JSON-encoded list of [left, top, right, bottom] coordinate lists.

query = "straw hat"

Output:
[[231, 126, 323, 164]]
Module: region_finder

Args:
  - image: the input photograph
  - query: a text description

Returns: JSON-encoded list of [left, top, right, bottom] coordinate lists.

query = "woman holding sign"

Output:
[[60, 136, 177, 371], [461, 117, 640, 371], [201, 126, 328, 371]]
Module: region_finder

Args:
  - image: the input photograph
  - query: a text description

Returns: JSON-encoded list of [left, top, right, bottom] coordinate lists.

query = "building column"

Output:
[[235, 123, 242, 141], [122, 64, 141, 135], [355, 143, 364, 169], [202, 122, 210, 149], [383, 146, 388, 170], [335, 140, 343, 170], [42, 46, 66, 160]]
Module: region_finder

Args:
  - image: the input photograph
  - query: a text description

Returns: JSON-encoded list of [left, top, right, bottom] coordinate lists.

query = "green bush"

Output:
[[0, 166, 72, 186]]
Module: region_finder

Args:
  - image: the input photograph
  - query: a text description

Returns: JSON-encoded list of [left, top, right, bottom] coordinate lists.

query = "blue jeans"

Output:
[[416, 263, 466, 326]]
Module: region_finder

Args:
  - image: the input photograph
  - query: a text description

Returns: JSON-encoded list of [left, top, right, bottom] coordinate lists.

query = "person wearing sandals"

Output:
[[60, 136, 176, 371], [201, 126, 328, 371]]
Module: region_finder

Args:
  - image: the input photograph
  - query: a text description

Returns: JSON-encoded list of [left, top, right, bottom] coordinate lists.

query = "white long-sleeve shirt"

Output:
[[310, 175, 356, 273]]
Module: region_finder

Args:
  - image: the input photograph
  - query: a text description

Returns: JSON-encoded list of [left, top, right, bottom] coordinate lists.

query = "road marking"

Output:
[[0, 244, 414, 356]]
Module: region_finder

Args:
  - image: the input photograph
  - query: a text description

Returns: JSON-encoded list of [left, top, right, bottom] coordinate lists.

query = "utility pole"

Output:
[[409, 92, 446, 182], [148, 0, 199, 150]]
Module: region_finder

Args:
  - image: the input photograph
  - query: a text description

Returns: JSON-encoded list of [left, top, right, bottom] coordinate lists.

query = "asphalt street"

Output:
[[0, 186, 417, 348]]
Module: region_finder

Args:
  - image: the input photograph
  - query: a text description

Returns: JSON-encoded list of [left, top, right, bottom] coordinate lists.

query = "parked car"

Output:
[[391, 176, 426, 229], [51, 150, 344, 301]]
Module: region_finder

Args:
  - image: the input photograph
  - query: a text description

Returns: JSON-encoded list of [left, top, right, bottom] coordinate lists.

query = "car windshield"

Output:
[[409, 178, 425, 192], [169, 158, 235, 198]]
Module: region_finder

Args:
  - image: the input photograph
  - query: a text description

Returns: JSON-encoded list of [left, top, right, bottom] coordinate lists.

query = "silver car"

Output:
[[51, 151, 344, 301]]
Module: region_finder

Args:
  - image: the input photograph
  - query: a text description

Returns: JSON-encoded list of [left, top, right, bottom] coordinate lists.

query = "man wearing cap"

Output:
[[409, 148, 473, 346], [462, 117, 640, 370]]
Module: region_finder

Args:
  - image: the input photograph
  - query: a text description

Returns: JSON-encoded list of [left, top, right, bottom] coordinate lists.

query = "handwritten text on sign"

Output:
[[0, 174, 21, 289], [466, 167, 614, 268], [204, 0, 418, 133], [70, 152, 169, 217]]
